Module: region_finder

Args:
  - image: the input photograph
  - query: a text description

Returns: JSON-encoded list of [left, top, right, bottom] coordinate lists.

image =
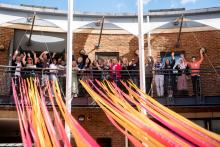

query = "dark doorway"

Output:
[[96, 138, 112, 147]]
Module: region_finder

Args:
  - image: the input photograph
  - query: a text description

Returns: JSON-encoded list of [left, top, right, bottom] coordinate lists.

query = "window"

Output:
[[211, 120, 220, 134], [96, 138, 112, 147], [191, 119, 206, 128], [95, 52, 119, 61], [160, 51, 185, 64]]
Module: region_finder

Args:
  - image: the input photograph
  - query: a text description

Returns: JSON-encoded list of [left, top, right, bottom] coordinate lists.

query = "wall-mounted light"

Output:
[[78, 115, 85, 122]]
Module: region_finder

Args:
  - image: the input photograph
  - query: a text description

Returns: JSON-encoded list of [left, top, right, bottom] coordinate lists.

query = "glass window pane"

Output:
[[211, 120, 220, 134], [191, 120, 206, 128]]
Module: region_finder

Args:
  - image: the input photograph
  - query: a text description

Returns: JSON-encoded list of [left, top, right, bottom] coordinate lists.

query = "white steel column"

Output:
[[147, 15, 152, 56], [66, 0, 73, 142], [125, 132, 128, 147], [137, 0, 146, 93]]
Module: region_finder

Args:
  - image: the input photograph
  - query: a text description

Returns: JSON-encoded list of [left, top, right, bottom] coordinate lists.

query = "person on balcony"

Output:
[[110, 58, 122, 86], [145, 56, 154, 95], [91, 60, 102, 81], [12, 49, 23, 87], [173, 56, 188, 95], [79, 49, 88, 67], [164, 52, 176, 98], [39, 51, 50, 85], [183, 49, 204, 96], [49, 58, 58, 82], [128, 58, 139, 87], [72, 60, 79, 98], [12, 49, 23, 78], [154, 56, 164, 98], [120, 57, 130, 93], [82, 58, 92, 80], [22, 52, 36, 78], [79, 57, 92, 97], [121, 57, 130, 81], [57, 57, 66, 95], [101, 59, 111, 80]]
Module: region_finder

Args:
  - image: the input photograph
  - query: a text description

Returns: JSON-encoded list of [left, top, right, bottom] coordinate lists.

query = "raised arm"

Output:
[[32, 51, 38, 64], [39, 51, 48, 61], [198, 49, 204, 64], [12, 50, 19, 61], [22, 52, 27, 65], [180, 54, 189, 65], [171, 52, 176, 67]]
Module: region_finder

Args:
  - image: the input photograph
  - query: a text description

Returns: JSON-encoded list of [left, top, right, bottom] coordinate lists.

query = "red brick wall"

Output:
[[1, 28, 219, 96], [72, 108, 126, 147], [73, 33, 138, 61], [0, 28, 14, 95], [0, 27, 14, 64], [73, 31, 220, 96], [149, 31, 220, 96], [0, 28, 219, 146]]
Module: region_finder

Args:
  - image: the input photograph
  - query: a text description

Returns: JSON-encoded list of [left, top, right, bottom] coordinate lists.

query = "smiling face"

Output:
[[86, 58, 90, 64], [192, 57, 196, 62], [43, 53, 48, 60], [165, 59, 170, 65], [112, 58, 118, 64], [52, 58, 57, 64], [16, 55, 21, 62], [72, 60, 77, 67], [77, 57, 83, 63], [122, 57, 128, 65], [27, 57, 33, 64]]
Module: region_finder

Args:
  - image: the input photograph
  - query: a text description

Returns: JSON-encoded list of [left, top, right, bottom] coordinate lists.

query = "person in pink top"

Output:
[[183, 49, 204, 96], [110, 58, 122, 86]]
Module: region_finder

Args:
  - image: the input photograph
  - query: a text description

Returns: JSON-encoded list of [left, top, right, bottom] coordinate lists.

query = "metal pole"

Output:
[[96, 16, 105, 48], [27, 12, 36, 46], [147, 15, 151, 56], [66, 0, 73, 142], [125, 130, 128, 147], [137, 0, 146, 93]]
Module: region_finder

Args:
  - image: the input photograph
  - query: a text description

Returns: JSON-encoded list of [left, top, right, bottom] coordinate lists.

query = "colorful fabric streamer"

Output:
[[12, 77, 100, 147], [80, 80, 220, 147]]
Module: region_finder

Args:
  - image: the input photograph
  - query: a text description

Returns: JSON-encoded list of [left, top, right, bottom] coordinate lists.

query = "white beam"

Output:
[[137, 0, 146, 93], [147, 15, 152, 56], [65, 0, 73, 142]]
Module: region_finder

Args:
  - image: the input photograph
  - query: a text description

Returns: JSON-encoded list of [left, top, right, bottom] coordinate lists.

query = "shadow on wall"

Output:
[[73, 32, 91, 60], [125, 36, 138, 60]]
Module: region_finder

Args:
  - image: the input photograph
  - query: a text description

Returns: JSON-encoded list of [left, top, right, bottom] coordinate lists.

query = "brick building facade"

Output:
[[73, 30, 220, 96], [0, 28, 220, 147], [0, 26, 220, 146]]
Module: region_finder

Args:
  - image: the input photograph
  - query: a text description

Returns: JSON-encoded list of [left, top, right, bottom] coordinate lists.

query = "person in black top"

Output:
[[121, 57, 130, 81], [22, 52, 36, 78], [145, 56, 154, 95], [101, 59, 111, 80], [91, 60, 102, 80], [128, 58, 139, 87], [79, 49, 88, 67], [12, 49, 23, 78], [164, 52, 176, 98]]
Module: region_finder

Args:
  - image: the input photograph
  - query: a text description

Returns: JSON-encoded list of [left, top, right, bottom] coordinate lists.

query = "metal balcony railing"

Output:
[[0, 65, 219, 106]]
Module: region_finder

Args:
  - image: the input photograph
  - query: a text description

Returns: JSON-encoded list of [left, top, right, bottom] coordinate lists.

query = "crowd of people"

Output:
[[154, 50, 204, 98], [12, 47, 205, 98]]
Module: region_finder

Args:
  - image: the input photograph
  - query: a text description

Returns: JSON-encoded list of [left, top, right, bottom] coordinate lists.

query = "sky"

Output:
[[0, 0, 219, 13]]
